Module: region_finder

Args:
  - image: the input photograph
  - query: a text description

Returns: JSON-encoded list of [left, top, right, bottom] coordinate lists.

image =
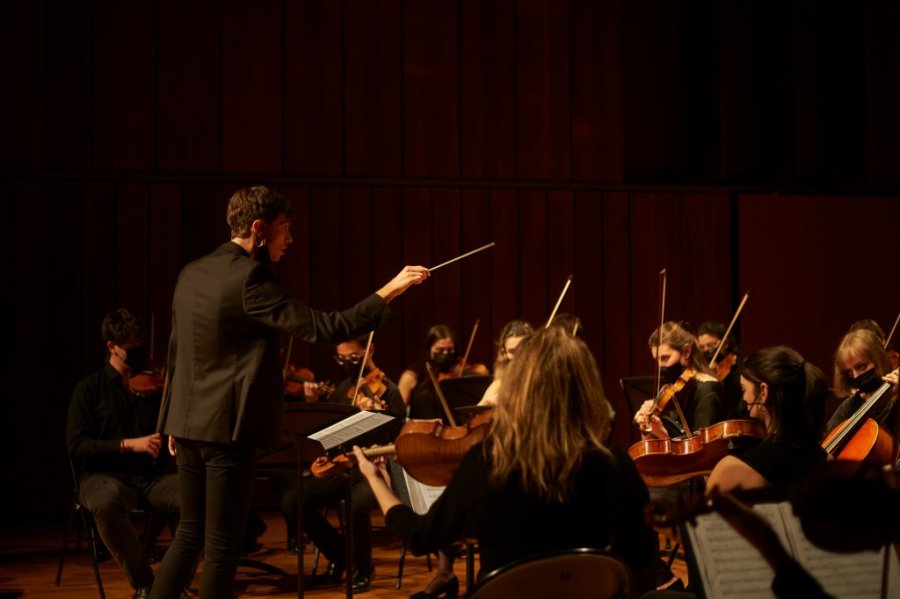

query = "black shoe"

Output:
[[410, 574, 458, 599], [287, 538, 300, 555], [131, 587, 151, 599], [308, 560, 344, 588], [351, 565, 374, 593]]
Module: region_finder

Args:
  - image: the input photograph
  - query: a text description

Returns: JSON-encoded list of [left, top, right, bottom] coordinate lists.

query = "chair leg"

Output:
[[55, 502, 77, 585], [396, 545, 407, 589], [81, 509, 106, 599]]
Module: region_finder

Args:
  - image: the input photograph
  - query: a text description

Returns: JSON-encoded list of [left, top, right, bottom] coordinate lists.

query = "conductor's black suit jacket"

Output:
[[158, 241, 390, 451]]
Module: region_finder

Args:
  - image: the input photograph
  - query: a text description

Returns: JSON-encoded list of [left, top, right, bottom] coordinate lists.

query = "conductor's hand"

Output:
[[125, 433, 162, 458], [376, 266, 430, 304], [352, 445, 391, 487], [634, 400, 669, 440]]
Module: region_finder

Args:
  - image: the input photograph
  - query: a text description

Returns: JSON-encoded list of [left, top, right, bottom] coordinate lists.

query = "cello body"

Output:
[[822, 417, 898, 464], [628, 419, 765, 487]]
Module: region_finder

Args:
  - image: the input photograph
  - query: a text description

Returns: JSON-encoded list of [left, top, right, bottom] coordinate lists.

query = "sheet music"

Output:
[[402, 469, 446, 515], [687, 501, 898, 599], [308, 410, 395, 451]]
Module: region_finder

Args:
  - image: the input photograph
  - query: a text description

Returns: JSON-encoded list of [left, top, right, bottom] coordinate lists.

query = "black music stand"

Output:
[[439, 375, 493, 420], [283, 403, 399, 599], [619, 376, 657, 444]]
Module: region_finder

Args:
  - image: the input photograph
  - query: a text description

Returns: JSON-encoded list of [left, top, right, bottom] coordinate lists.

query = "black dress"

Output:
[[733, 437, 828, 486]]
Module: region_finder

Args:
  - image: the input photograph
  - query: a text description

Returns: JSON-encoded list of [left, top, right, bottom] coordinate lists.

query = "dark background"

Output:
[[2, 0, 898, 519]]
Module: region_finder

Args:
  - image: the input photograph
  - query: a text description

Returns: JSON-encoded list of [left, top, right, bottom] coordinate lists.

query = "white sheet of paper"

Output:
[[308, 410, 394, 451]]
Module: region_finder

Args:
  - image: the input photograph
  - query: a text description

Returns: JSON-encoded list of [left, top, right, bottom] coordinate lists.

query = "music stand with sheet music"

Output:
[[283, 404, 398, 599]]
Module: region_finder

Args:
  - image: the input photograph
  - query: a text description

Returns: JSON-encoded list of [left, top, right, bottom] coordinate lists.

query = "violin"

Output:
[[127, 370, 165, 397], [639, 368, 698, 434], [628, 418, 765, 487], [311, 408, 495, 486], [348, 367, 388, 411], [821, 381, 898, 464], [714, 352, 737, 381], [283, 364, 334, 399], [436, 360, 490, 382]]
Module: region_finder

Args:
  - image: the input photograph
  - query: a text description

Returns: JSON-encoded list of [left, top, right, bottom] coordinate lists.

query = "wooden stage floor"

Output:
[[1, 511, 687, 598]]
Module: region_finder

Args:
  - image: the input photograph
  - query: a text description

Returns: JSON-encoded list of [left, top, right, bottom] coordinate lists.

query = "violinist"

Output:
[[634, 322, 724, 441], [706, 346, 828, 493], [354, 326, 662, 594], [66, 309, 180, 599], [697, 320, 744, 420], [399, 325, 489, 420], [826, 328, 899, 436], [478, 319, 534, 406], [280, 335, 405, 592]]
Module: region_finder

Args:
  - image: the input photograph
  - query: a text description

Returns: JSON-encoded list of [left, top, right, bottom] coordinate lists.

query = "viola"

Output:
[[311, 408, 495, 486], [628, 419, 765, 487], [348, 367, 388, 411], [821, 381, 898, 464]]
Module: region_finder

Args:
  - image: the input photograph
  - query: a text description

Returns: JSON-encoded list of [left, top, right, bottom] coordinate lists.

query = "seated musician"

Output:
[[66, 309, 181, 599], [697, 320, 744, 419], [706, 346, 829, 492], [849, 318, 900, 371], [355, 327, 661, 594], [827, 328, 900, 434], [280, 335, 405, 592], [399, 324, 489, 420], [634, 322, 724, 441], [478, 319, 534, 406]]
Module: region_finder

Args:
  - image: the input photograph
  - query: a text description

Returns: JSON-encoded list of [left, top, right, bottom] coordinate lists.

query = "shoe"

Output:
[[410, 574, 458, 599], [351, 565, 374, 593], [286, 537, 300, 555], [131, 588, 151, 599], [308, 560, 344, 588]]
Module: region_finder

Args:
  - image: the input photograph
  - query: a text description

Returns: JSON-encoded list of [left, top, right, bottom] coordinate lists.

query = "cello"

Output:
[[821, 380, 898, 464]]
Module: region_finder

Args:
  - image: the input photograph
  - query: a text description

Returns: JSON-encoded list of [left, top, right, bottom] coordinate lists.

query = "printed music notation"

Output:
[[308, 410, 396, 452]]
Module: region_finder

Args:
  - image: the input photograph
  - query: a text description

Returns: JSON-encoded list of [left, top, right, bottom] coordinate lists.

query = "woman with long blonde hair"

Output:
[[354, 327, 659, 592]]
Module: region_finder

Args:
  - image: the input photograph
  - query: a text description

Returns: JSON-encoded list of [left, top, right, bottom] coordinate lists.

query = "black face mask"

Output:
[[431, 351, 457, 374], [340, 363, 362, 381], [848, 369, 882, 393], [703, 349, 718, 363], [659, 362, 685, 385], [122, 345, 147, 372]]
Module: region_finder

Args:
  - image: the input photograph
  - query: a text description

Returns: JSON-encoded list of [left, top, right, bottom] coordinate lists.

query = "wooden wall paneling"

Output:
[[718, 0, 755, 180], [783, 1, 819, 181], [221, 0, 283, 173], [158, 0, 222, 172], [149, 184, 183, 362], [678, 193, 731, 329], [115, 184, 152, 314], [82, 182, 118, 371], [370, 187, 404, 379], [515, 0, 571, 179], [403, 0, 460, 178], [489, 190, 521, 339], [400, 188, 434, 366], [430, 189, 462, 334], [460, 189, 495, 368], [517, 190, 548, 324], [678, 0, 721, 181], [0, 2, 44, 168], [570, 0, 623, 182], [598, 192, 635, 447], [621, 0, 682, 180], [339, 187, 374, 306], [570, 191, 602, 358], [738, 195, 829, 370], [460, 0, 516, 179], [307, 187, 343, 376], [546, 191, 575, 324], [179, 184, 220, 265], [43, 0, 93, 170], [274, 185, 311, 370], [627, 193, 681, 372], [284, 0, 343, 175], [344, 0, 402, 176], [215, 184, 241, 242], [92, 0, 157, 171], [864, 2, 900, 186], [0, 184, 11, 515]]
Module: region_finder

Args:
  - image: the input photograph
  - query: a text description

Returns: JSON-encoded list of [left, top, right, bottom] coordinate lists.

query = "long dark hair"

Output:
[[739, 346, 826, 446]]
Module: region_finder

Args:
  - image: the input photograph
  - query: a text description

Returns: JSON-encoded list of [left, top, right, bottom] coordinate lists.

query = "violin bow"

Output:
[[425, 362, 458, 427], [655, 269, 667, 398], [149, 312, 156, 363], [282, 336, 294, 384], [458, 319, 479, 376], [708, 292, 750, 368], [428, 242, 495, 272], [545, 275, 574, 328], [351, 331, 375, 408], [885, 311, 900, 350]]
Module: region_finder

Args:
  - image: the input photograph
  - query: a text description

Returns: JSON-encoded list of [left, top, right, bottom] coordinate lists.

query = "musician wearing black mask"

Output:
[[634, 322, 725, 441], [826, 329, 900, 434]]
